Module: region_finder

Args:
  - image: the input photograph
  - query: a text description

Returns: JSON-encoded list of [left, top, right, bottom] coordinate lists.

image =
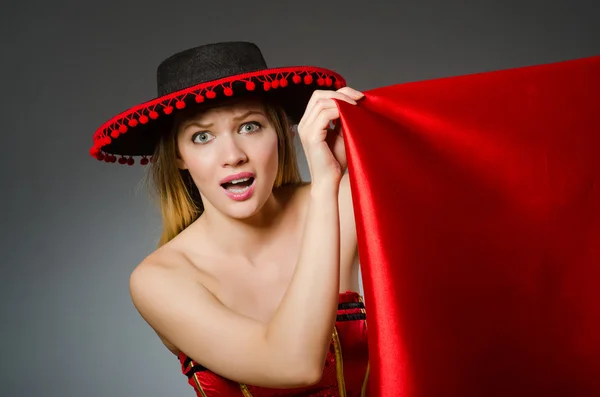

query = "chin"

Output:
[[220, 200, 262, 220], [215, 183, 272, 220]]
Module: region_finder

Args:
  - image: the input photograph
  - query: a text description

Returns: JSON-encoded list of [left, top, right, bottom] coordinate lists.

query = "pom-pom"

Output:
[[164, 106, 174, 115], [140, 157, 149, 165], [293, 75, 302, 84], [176, 100, 186, 109], [317, 77, 325, 86], [224, 87, 233, 96], [271, 79, 279, 89], [110, 130, 120, 139], [246, 81, 256, 91], [119, 124, 128, 133], [279, 78, 288, 87], [195, 94, 204, 103], [206, 91, 216, 99], [139, 115, 149, 124], [325, 77, 333, 87], [303, 75, 313, 85], [263, 82, 271, 91], [127, 157, 134, 166], [128, 119, 138, 127], [149, 111, 159, 119]]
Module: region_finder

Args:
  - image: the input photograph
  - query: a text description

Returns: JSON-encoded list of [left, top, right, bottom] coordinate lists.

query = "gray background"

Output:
[[1, 1, 598, 396]]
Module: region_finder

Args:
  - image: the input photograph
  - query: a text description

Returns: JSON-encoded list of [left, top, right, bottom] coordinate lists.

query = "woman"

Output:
[[91, 41, 369, 396]]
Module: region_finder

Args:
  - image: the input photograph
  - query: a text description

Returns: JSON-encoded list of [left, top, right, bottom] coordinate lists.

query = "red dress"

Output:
[[177, 291, 370, 397]]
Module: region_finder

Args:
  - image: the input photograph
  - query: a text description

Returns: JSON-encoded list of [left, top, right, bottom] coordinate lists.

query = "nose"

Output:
[[220, 134, 248, 168]]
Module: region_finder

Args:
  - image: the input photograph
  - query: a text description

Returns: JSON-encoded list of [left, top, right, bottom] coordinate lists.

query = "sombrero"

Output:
[[89, 41, 347, 165]]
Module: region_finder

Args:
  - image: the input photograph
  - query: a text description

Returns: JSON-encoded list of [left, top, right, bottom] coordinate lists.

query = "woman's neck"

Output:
[[195, 188, 296, 258]]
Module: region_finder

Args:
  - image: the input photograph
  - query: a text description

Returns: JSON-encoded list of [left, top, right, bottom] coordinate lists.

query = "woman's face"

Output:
[[176, 99, 280, 220]]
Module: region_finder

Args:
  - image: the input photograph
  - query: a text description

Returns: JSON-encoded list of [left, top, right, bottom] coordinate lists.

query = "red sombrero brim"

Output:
[[90, 66, 346, 165]]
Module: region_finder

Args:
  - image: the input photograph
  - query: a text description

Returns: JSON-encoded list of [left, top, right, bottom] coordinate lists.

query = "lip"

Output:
[[219, 172, 255, 185], [221, 178, 256, 201]]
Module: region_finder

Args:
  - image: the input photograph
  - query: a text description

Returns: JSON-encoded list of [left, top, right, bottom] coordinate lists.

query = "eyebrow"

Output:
[[182, 110, 266, 131]]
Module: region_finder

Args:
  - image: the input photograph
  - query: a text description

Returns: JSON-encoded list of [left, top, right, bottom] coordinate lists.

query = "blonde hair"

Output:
[[146, 98, 302, 247]]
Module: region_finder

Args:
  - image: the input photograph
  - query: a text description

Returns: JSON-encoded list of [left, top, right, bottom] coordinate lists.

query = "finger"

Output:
[[336, 86, 364, 100], [300, 106, 340, 143], [300, 99, 340, 133], [312, 108, 340, 140], [305, 90, 357, 113], [300, 89, 360, 132], [299, 97, 340, 132]]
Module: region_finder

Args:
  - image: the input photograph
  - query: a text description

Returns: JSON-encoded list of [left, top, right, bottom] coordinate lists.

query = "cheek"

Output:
[[254, 133, 279, 169], [179, 147, 215, 183]]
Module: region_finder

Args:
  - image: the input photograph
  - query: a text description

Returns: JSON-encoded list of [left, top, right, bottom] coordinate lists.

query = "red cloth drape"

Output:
[[337, 55, 600, 397]]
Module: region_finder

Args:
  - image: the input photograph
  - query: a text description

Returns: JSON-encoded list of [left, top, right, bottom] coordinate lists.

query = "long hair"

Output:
[[146, 98, 302, 247]]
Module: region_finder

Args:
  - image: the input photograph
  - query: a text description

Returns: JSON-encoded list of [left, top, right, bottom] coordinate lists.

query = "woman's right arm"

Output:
[[129, 87, 364, 388]]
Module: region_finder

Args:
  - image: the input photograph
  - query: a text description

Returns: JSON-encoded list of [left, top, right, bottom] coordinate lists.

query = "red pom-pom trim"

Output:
[[92, 67, 346, 165]]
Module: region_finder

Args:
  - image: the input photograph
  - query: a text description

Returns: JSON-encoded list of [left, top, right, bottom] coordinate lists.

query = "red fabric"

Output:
[[337, 55, 600, 396], [178, 291, 369, 396]]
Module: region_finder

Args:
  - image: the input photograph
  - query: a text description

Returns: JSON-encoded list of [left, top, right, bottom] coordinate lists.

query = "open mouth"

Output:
[[221, 176, 255, 193]]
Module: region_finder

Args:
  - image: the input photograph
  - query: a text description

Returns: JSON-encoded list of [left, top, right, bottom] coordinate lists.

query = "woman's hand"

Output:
[[297, 87, 364, 189]]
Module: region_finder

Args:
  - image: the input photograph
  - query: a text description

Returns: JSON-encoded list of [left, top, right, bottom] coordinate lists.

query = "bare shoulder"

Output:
[[129, 246, 196, 318], [130, 242, 223, 358]]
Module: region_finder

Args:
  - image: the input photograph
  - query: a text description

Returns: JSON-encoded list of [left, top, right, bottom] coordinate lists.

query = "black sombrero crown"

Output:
[[90, 41, 346, 166]]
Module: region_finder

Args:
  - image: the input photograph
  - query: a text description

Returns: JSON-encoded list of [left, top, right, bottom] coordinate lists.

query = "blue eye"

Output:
[[240, 122, 262, 134], [192, 132, 215, 144]]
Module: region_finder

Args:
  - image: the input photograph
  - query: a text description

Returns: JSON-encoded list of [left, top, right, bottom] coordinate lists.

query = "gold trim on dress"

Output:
[[361, 362, 370, 397], [358, 294, 370, 397], [189, 362, 209, 397], [240, 383, 253, 397], [332, 326, 347, 397]]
